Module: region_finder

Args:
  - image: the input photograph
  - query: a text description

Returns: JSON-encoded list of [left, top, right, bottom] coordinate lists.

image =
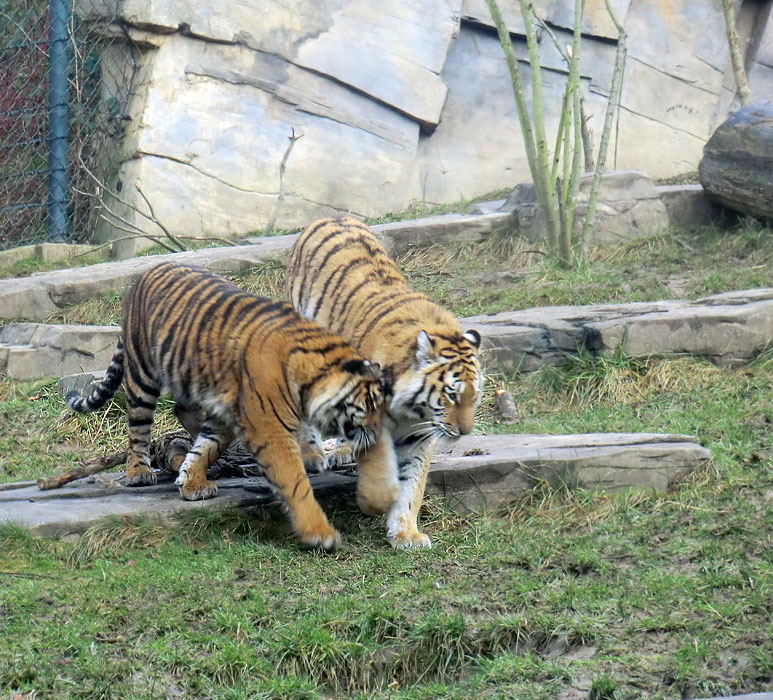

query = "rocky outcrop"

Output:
[[0, 235, 296, 321], [80, 0, 773, 256], [699, 101, 773, 221], [8, 287, 771, 382]]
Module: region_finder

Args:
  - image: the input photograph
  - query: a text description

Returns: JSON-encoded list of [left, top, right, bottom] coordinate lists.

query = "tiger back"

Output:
[[67, 261, 387, 549], [287, 217, 482, 549]]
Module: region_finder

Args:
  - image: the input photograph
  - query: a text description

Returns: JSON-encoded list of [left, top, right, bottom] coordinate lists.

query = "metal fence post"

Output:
[[48, 0, 69, 242]]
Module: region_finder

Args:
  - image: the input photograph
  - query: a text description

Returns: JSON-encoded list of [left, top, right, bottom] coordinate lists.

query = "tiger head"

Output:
[[393, 329, 483, 440], [309, 358, 390, 451]]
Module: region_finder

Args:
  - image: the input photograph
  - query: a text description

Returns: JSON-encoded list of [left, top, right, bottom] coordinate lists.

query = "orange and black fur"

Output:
[[287, 218, 482, 549], [67, 261, 388, 549]]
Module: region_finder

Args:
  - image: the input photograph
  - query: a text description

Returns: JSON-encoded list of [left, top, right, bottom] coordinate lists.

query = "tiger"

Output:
[[66, 261, 389, 550], [286, 217, 483, 549]]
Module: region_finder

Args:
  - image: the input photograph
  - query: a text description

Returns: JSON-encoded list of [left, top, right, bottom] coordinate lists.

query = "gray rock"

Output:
[[0, 324, 120, 380], [1, 212, 511, 322], [371, 212, 513, 256], [0, 236, 296, 321], [467, 289, 773, 373], [502, 171, 669, 247], [699, 100, 773, 221], [656, 184, 720, 229], [0, 432, 709, 537]]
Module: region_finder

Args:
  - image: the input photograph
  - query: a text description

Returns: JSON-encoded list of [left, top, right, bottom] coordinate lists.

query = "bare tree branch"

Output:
[[263, 128, 303, 237]]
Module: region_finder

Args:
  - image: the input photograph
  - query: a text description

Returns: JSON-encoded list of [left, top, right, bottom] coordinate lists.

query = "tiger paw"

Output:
[[297, 523, 341, 551], [176, 477, 218, 501], [125, 468, 157, 487], [389, 529, 432, 550]]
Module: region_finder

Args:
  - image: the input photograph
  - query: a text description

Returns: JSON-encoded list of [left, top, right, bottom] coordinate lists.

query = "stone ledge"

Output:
[[1, 212, 513, 322], [0, 432, 709, 538], [467, 288, 773, 372], [8, 288, 772, 382]]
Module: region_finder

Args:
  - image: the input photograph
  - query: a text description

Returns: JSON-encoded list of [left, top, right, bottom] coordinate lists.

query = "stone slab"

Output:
[[13, 286, 773, 382], [466, 289, 773, 372], [0, 432, 709, 538], [0, 324, 121, 380], [0, 237, 296, 321], [1, 211, 513, 321]]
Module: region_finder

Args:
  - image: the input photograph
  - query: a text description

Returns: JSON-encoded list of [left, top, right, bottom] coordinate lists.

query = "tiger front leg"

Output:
[[355, 425, 399, 516], [244, 429, 341, 550], [386, 438, 439, 550], [175, 418, 231, 500]]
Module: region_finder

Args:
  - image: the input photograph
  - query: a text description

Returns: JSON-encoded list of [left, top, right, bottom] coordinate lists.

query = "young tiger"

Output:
[[287, 217, 483, 549], [66, 261, 388, 550]]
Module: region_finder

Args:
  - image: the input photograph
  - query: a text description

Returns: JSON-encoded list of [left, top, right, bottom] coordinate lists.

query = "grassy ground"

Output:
[[1, 222, 773, 699]]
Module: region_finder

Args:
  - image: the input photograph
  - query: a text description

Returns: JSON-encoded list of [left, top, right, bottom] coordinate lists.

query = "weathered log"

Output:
[[699, 100, 773, 221]]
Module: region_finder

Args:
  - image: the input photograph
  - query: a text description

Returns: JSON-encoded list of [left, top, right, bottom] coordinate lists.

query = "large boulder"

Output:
[[699, 101, 773, 221]]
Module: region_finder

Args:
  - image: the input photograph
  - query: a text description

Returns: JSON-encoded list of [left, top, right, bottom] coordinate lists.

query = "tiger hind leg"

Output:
[[175, 417, 231, 500], [125, 382, 161, 487]]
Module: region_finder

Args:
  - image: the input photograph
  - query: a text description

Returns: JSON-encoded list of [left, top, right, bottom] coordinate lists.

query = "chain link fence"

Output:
[[0, 0, 135, 250]]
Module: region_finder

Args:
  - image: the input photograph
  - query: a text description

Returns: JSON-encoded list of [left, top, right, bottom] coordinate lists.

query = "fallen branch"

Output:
[[37, 451, 127, 490]]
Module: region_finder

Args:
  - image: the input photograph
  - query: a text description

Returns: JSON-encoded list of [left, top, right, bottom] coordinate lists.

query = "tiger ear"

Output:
[[463, 329, 481, 349], [415, 330, 437, 366], [342, 358, 382, 380]]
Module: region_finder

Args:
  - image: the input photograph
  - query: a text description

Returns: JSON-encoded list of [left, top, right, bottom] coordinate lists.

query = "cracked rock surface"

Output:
[[83, 0, 773, 257]]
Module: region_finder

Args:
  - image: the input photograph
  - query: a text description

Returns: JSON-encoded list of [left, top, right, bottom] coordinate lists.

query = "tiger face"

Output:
[[309, 359, 389, 452], [392, 329, 483, 441]]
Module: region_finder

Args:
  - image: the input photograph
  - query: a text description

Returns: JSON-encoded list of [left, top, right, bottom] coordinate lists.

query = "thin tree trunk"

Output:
[[518, 0, 561, 253], [721, 0, 752, 106], [578, 0, 627, 261]]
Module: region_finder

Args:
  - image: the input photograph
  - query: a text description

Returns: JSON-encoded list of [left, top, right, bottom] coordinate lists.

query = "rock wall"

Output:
[[88, 0, 773, 256]]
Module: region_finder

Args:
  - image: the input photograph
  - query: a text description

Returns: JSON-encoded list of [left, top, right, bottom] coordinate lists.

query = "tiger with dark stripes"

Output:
[[287, 217, 482, 549], [67, 261, 389, 550]]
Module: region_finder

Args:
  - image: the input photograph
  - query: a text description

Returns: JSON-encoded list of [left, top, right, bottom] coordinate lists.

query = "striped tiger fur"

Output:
[[67, 261, 389, 549], [287, 217, 482, 549]]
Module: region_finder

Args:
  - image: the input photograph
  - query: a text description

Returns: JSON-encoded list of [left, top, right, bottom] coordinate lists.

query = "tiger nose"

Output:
[[459, 418, 474, 435]]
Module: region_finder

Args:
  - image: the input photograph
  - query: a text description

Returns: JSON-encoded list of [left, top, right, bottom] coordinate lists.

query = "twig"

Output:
[[263, 128, 303, 237], [134, 185, 188, 252], [0, 571, 57, 579], [37, 452, 127, 490]]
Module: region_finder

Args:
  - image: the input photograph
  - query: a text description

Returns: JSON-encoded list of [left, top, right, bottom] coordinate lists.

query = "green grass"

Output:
[[1, 351, 772, 698], [1, 219, 772, 698]]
